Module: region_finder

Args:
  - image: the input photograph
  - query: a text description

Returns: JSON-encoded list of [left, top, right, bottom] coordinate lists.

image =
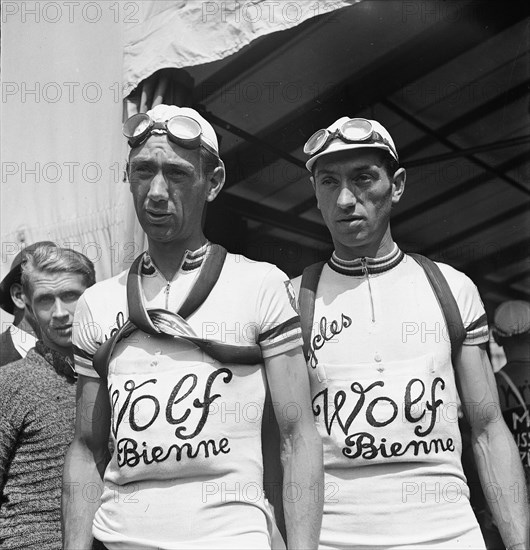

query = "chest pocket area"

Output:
[[312, 354, 461, 467]]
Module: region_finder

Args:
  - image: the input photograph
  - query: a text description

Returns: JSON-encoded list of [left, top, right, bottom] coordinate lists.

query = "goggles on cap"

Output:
[[123, 113, 217, 156], [303, 117, 398, 161]]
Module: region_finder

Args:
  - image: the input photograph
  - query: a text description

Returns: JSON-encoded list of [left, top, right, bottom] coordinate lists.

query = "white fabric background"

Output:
[[123, 0, 360, 91], [0, 2, 142, 287]]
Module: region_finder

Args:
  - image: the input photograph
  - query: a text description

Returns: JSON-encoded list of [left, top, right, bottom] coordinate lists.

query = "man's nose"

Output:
[[52, 298, 69, 319], [337, 186, 356, 209], [147, 172, 169, 202]]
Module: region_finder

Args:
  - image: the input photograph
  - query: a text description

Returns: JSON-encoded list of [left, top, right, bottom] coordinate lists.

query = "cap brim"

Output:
[[493, 326, 530, 338], [0, 240, 57, 314], [306, 142, 398, 172], [0, 266, 21, 314]]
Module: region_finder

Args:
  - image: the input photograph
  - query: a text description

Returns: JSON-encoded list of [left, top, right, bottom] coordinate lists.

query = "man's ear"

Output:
[[391, 167, 406, 206], [10, 283, 26, 311], [125, 160, 134, 192], [206, 160, 226, 203]]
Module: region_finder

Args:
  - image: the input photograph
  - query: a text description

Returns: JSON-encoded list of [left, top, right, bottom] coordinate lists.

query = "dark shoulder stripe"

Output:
[[258, 316, 301, 343], [73, 345, 94, 360], [182, 259, 203, 272], [465, 314, 488, 333]]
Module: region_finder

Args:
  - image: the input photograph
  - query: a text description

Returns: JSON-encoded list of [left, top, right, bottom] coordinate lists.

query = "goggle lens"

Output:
[[303, 129, 329, 155], [123, 113, 152, 140], [341, 118, 373, 141], [133, 118, 151, 137], [166, 116, 202, 142]]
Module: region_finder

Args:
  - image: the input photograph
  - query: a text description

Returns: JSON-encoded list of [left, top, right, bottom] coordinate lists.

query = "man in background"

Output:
[[0, 243, 95, 549], [493, 300, 530, 485], [0, 241, 55, 366]]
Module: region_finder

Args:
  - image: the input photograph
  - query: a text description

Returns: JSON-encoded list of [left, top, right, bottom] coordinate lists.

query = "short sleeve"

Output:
[[290, 275, 302, 299], [256, 266, 302, 359], [438, 263, 489, 346], [72, 294, 102, 378], [459, 282, 489, 346]]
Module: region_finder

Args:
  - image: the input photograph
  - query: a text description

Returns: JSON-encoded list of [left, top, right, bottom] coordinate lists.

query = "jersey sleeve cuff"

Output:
[[261, 333, 303, 359]]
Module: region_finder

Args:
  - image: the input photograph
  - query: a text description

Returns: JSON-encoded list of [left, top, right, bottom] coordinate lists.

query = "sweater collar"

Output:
[[35, 340, 77, 382], [328, 243, 404, 276], [141, 241, 210, 278]]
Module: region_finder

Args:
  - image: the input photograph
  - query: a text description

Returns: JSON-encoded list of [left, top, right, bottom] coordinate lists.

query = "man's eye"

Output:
[[35, 296, 54, 308], [133, 166, 153, 177], [320, 178, 336, 186], [62, 292, 81, 303], [355, 174, 373, 184], [166, 169, 187, 179]]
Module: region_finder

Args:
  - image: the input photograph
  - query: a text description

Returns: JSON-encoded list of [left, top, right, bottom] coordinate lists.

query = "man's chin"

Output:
[[334, 227, 366, 243], [140, 223, 177, 243], [333, 232, 374, 253], [145, 230, 189, 246]]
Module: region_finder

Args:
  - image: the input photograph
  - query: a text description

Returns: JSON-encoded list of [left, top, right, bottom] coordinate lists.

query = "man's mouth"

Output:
[[53, 325, 72, 335], [146, 210, 171, 223], [339, 215, 364, 223]]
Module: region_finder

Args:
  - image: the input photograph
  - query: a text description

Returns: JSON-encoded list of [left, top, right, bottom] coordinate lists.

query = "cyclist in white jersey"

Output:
[[292, 116, 529, 549], [62, 105, 323, 550]]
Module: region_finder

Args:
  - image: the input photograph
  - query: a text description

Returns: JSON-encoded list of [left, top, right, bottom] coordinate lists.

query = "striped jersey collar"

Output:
[[328, 243, 404, 276], [141, 241, 210, 277]]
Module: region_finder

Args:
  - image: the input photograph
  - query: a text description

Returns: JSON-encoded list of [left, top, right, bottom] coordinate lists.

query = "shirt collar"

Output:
[[9, 323, 37, 356], [141, 241, 210, 279], [328, 243, 404, 276]]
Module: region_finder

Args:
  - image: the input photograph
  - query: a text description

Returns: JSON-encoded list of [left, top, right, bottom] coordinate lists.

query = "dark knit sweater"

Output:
[[0, 344, 77, 549], [0, 329, 22, 367]]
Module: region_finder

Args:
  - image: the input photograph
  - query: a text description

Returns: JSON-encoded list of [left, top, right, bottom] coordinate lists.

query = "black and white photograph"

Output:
[[0, 1, 529, 548]]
